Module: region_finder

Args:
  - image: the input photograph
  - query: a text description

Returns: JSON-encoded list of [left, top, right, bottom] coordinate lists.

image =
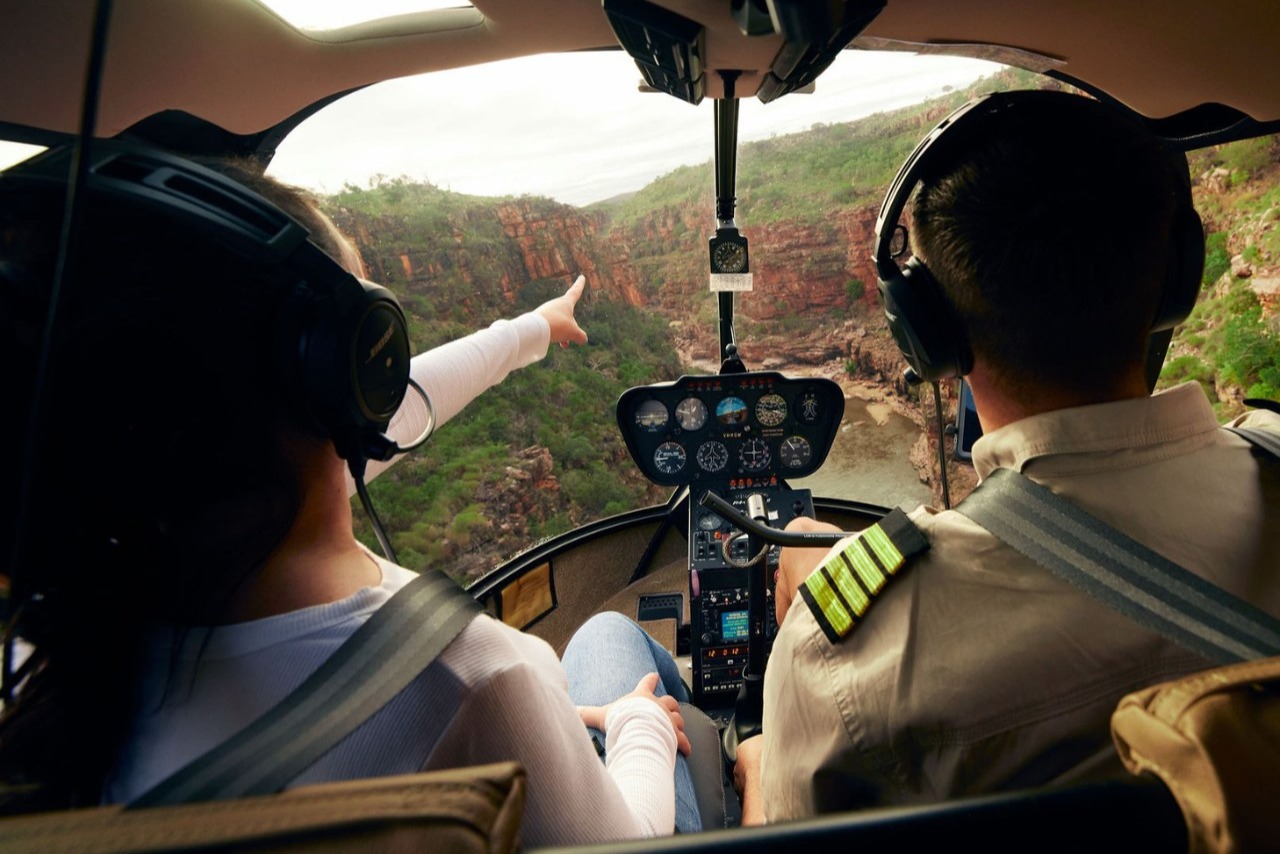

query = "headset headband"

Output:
[[873, 95, 997, 283]]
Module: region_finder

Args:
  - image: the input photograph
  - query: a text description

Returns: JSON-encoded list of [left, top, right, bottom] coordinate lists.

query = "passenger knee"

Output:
[[566, 610, 644, 655]]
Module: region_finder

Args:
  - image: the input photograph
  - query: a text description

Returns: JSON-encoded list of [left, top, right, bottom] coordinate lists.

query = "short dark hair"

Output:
[[911, 94, 1186, 395]]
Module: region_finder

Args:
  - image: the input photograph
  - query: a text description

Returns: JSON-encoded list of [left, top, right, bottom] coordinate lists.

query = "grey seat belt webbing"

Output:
[[1227, 425, 1280, 457], [129, 568, 482, 808], [957, 467, 1280, 666]]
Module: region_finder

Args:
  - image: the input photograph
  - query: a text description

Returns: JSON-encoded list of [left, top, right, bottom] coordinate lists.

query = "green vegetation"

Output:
[[1202, 232, 1230, 287], [1220, 301, 1280, 400], [1219, 136, 1274, 182], [1163, 275, 1280, 415], [1164, 136, 1280, 417], [350, 281, 680, 580]]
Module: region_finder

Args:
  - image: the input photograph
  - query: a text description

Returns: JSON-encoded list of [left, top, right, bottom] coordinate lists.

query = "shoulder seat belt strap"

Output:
[[956, 445, 1280, 665], [1226, 425, 1280, 457], [129, 568, 482, 808]]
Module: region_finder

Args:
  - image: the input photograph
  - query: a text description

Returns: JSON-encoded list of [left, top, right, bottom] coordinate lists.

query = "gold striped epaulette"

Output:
[[798, 508, 929, 643]]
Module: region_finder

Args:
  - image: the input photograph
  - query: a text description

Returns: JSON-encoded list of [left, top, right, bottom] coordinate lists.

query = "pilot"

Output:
[[0, 150, 698, 844], [734, 90, 1280, 821]]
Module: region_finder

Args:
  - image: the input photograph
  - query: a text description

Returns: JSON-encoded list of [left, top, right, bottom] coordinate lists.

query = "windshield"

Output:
[[266, 49, 1049, 584]]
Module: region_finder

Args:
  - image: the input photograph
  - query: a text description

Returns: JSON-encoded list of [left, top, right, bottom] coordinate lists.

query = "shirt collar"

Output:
[[972, 382, 1221, 480]]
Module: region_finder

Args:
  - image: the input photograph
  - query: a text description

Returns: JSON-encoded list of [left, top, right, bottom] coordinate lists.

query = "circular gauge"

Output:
[[675, 397, 708, 431], [653, 441, 686, 475], [698, 513, 722, 531], [797, 391, 821, 423], [755, 393, 788, 427], [634, 399, 668, 432], [716, 396, 748, 426], [779, 436, 812, 469], [713, 241, 748, 273], [696, 440, 729, 473], [738, 438, 772, 472]]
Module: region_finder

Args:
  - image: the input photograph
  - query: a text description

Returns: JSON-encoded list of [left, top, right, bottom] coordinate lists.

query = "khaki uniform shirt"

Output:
[[761, 382, 1280, 819]]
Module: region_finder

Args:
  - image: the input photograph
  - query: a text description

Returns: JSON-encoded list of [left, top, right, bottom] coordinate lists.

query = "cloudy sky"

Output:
[[268, 50, 998, 206], [257, 1, 1000, 205]]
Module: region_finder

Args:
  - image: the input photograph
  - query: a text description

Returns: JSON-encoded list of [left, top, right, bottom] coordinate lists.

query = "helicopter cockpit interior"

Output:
[[3, 0, 1280, 851]]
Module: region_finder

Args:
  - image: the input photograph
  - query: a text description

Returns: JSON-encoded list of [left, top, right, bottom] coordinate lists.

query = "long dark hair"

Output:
[[0, 160, 347, 811]]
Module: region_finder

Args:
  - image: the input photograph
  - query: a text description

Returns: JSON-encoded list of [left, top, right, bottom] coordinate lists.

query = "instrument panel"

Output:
[[616, 372, 845, 486]]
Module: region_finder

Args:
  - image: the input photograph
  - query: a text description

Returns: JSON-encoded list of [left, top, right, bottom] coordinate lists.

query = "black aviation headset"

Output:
[[2, 141, 421, 466], [872, 89, 1206, 384]]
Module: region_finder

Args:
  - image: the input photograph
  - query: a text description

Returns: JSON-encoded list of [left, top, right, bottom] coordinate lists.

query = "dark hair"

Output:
[[0, 159, 344, 810], [911, 95, 1184, 396]]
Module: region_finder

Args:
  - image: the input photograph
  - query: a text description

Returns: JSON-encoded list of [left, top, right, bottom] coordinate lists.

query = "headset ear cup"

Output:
[[1152, 206, 1205, 332], [878, 256, 973, 382], [349, 281, 410, 427], [304, 279, 409, 463], [1151, 151, 1205, 332], [291, 274, 411, 462]]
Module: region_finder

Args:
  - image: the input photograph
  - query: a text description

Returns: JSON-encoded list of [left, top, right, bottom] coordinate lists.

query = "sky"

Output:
[[268, 51, 999, 206]]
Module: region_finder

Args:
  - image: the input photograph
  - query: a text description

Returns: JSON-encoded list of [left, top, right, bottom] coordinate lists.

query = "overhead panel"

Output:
[[604, 0, 707, 105]]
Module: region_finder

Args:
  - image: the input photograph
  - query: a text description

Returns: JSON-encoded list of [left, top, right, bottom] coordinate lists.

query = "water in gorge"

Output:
[[790, 393, 934, 511]]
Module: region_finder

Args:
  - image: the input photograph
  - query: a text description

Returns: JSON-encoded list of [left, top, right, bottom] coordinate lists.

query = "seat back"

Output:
[[0, 762, 525, 854]]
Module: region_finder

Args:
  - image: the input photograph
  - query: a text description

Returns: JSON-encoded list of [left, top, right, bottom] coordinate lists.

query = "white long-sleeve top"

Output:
[[105, 563, 677, 846], [105, 313, 679, 845], [352, 311, 552, 490]]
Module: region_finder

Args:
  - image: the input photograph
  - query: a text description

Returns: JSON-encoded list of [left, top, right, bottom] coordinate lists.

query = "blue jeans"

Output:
[[562, 611, 701, 833]]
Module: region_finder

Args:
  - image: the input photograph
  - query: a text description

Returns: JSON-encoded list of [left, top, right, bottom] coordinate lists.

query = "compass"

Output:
[[709, 230, 749, 274], [712, 241, 747, 273]]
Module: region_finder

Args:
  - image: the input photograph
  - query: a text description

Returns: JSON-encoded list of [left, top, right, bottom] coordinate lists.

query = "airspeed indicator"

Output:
[[653, 441, 687, 475]]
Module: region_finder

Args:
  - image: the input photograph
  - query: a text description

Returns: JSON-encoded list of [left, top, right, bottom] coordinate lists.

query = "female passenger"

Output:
[[0, 148, 698, 845]]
